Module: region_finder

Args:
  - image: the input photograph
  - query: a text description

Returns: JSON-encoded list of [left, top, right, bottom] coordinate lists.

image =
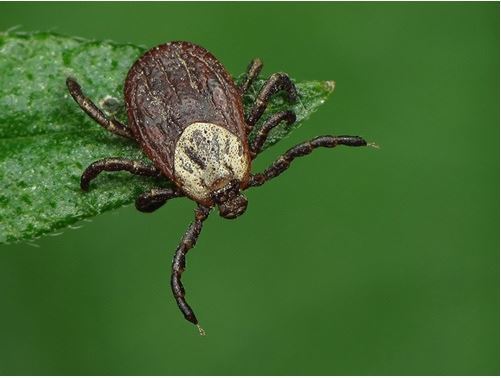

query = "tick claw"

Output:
[[196, 324, 206, 336], [367, 142, 380, 149]]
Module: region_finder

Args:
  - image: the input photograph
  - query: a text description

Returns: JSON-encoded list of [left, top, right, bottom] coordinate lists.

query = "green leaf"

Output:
[[0, 31, 336, 244]]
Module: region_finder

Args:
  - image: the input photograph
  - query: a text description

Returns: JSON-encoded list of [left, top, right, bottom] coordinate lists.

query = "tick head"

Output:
[[218, 193, 248, 219], [212, 179, 248, 219]]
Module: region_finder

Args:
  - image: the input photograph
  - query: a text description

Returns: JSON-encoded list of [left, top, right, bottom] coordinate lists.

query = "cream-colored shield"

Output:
[[174, 122, 249, 202]]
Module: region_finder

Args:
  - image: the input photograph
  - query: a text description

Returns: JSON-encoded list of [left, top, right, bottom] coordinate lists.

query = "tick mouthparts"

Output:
[[217, 194, 248, 219]]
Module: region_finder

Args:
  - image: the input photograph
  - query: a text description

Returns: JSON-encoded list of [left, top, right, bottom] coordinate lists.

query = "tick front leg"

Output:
[[81, 158, 161, 191], [250, 110, 296, 158], [239, 58, 263, 94], [246, 72, 298, 129], [135, 187, 184, 213], [249, 135, 368, 187], [66, 77, 134, 140], [171, 205, 211, 335]]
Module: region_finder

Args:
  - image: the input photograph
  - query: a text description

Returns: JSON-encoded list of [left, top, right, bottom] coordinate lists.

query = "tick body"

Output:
[[125, 43, 251, 208], [67, 41, 370, 334]]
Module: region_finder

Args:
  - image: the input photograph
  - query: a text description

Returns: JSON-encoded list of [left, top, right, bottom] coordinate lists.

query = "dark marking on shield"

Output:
[[224, 161, 235, 175], [211, 132, 221, 161], [184, 145, 206, 169]]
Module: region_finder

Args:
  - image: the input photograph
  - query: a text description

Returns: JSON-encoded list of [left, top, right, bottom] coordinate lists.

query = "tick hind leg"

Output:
[[135, 187, 184, 213], [81, 157, 161, 191], [171, 205, 211, 335], [249, 136, 368, 187], [66, 77, 134, 140], [246, 72, 298, 130]]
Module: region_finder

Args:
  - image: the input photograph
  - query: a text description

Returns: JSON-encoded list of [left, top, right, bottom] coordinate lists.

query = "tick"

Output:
[[66, 41, 371, 335]]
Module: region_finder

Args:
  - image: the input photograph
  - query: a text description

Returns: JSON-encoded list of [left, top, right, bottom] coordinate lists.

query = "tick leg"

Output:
[[171, 205, 211, 335], [239, 58, 263, 94], [135, 187, 184, 213], [81, 157, 161, 191], [249, 135, 368, 187], [245, 72, 298, 130], [250, 110, 296, 158], [66, 77, 134, 140]]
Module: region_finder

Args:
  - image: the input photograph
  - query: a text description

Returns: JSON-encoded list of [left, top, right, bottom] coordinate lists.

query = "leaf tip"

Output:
[[323, 80, 336, 93]]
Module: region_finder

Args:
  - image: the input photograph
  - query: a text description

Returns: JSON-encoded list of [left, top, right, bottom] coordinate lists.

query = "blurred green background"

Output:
[[0, 2, 499, 375]]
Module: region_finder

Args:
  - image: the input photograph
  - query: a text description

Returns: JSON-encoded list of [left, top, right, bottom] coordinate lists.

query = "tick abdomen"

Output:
[[174, 122, 250, 204]]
